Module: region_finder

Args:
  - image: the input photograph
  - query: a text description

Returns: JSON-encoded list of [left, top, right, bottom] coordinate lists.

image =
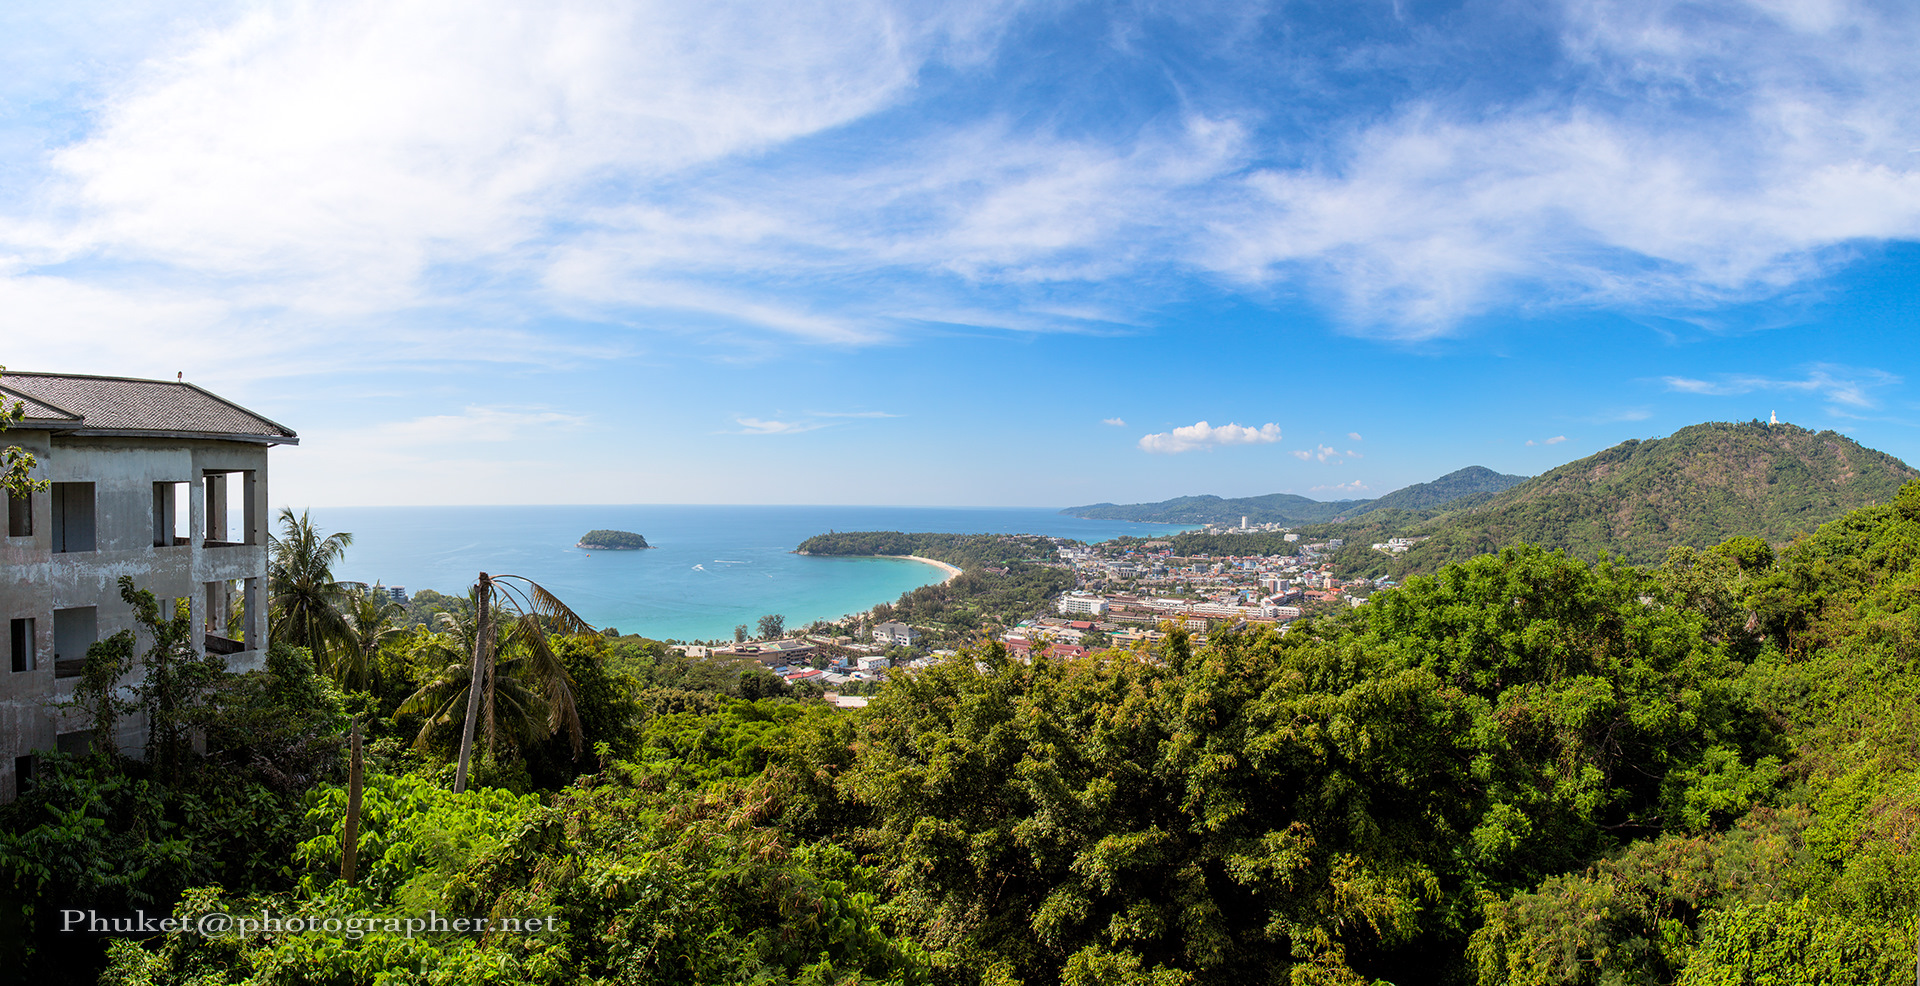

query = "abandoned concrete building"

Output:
[[0, 372, 296, 801]]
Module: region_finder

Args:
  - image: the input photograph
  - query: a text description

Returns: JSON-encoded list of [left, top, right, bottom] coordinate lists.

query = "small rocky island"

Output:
[[577, 529, 651, 550]]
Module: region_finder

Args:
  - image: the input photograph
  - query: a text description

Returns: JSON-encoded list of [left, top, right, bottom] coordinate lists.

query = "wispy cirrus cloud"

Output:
[[730, 409, 897, 434], [1138, 420, 1282, 454], [369, 405, 587, 444], [1661, 364, 1900, 410], [732, 417, 827, 435], [5, 0, 1919, 365]]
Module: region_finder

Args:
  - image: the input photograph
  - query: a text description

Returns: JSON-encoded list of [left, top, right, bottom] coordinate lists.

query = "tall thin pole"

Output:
[[453, 574, 490, 794], [341, 717, 361, 884]]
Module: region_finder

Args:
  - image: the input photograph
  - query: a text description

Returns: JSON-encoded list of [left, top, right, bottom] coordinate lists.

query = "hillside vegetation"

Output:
[[1348, 464, 1530, 516], [1063, 466, 1527, 526], [52, 485, 1920, 984], [1328, 421, 1917, 577]]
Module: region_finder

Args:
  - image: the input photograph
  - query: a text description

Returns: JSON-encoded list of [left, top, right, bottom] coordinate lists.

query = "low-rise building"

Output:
[[873, 621, 920, 647], [1057, 594, 1109, 616], [2, 372, 296, 801]]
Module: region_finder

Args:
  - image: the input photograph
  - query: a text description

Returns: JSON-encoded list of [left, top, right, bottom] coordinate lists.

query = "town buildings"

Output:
[[873, 620, 920, 647], [1, 373, 295, 801]]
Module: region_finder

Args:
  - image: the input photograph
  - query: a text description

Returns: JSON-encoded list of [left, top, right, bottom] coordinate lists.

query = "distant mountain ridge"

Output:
[[1334, 421, 1919, 573], [1063, 466, 1530, 526]]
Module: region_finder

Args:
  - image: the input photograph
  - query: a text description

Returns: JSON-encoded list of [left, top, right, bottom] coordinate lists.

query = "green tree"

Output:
[[118, 577, 228, 782], [58, 631, 137, 758], [336, 583, 403, 692], [405, 574, 597, 793], [734, 624, 748, 643], [0, 366, 47, 499], [266, 508, 356, 674], [398, 609, 553, 766], [757, 613, 785, 639]]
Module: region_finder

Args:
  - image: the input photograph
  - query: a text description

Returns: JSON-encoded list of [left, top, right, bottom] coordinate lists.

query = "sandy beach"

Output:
[[904, 554, 964, 584]]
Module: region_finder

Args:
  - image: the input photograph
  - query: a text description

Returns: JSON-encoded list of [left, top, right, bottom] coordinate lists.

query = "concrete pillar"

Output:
[[245, 577, 264, 650]]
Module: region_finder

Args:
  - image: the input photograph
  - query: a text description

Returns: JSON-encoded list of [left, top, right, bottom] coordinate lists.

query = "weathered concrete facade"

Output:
[[0, 373, 296, 800]]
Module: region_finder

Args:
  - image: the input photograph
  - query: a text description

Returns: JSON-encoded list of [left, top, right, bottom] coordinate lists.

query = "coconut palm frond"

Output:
[[446, 572, 601, 791]]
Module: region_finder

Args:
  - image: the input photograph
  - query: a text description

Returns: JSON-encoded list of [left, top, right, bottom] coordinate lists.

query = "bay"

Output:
[[311, 505, 1195, 643]]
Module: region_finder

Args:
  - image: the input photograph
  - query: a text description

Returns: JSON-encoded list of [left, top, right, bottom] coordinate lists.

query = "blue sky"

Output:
[[3, 0, 1919, 507]]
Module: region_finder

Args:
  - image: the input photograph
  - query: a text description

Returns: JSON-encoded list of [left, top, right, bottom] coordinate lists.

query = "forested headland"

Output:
[[797, 531, 1073, 639], [12, 487, 1920, 982]]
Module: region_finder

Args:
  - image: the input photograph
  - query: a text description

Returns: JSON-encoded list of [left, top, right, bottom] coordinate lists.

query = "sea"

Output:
[[311, 505, 1196, 643]]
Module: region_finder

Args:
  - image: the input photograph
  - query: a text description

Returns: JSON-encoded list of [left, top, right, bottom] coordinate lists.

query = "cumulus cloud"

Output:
[[1347, 432, 1363, 441], [1525, 435, 1569, 446], [1103, 417, 1127, 426], [1311, 480, 1371, 494], [1291, 444, 1340, 462], [1138, 420, 1282, 454], [1661, 364, 1900, 410]]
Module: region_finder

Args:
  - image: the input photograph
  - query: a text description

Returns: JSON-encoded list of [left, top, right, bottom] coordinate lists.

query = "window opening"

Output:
[[53, 607, 95, 679], [50, 482, 95, 552], [152, 481, 190, 546], [9, 618, 33, 673]]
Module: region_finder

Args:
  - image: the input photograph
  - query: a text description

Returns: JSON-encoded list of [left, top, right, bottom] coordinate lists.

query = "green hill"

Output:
[[1061, 466, 1525, 526], [1338, 420, 1917, 575], [1062, 492, 1361, 525], [1347, 465, 1529, 516]]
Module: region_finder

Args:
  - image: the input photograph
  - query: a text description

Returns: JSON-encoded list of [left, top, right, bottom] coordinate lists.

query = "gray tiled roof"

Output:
[[0, 372, 297, 443]]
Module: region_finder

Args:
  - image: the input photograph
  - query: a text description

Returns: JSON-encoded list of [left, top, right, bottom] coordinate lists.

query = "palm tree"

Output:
[[338, 584, 405, 691], [398, 609, 547, 761], [399, 573, 595, 793], [267, 507, 357, 674]]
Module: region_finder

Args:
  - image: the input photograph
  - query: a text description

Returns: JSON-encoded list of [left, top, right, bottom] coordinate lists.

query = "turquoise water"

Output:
[[311, 505, 1194, 642]]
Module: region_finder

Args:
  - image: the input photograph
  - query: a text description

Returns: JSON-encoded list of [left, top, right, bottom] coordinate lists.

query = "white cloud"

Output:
[[1103, 417, 1126, 426], [1347, 432, 1363, 441], [1311, 480, 1371, 494], [0, 0, 1039, 353], [1138, 420, 1282, 454], [731, 409, 896, 434], [4, 0, 1919, 359], [1661, 364, 1899, 409], [1526, 435, 1569, 446], [732, 417, 827, 435], [368, 405, 587, 444], [1200, 1, 1920, 334], [1291, 444, 1340, 462]]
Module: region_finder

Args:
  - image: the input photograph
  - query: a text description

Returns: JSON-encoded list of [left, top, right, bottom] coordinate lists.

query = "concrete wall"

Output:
[[0, 431, 275, 800]]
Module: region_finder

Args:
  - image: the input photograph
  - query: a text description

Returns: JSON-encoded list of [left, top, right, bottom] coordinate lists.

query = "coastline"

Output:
[[902, 554, 964, 585]]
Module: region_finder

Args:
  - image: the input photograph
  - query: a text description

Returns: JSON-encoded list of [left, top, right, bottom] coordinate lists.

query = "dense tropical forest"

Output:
[[1315, 422, 1918, 579], [11, 478, 1920, 980]]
